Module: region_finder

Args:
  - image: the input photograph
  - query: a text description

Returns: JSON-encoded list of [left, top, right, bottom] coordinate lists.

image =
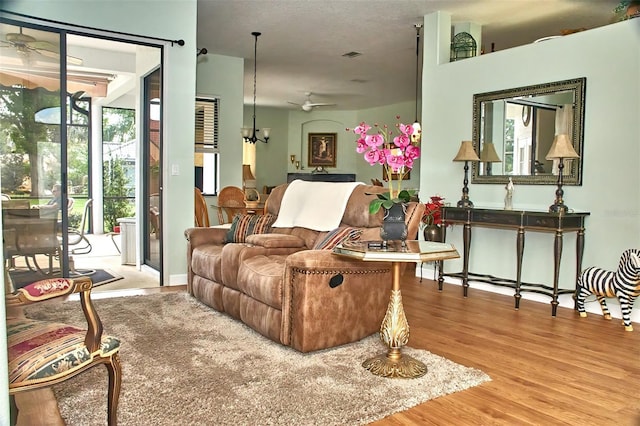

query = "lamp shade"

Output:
[[545, 134, 579, 160], [480, 142, 502, 162], [411, 121, 421, 143], [453, 140, 480, 162]]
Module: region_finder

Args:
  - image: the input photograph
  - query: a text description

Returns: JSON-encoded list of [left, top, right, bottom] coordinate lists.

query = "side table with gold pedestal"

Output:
[[333, 240, 460, 378]]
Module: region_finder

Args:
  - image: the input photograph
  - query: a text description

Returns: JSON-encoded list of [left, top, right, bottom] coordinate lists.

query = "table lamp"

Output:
[[480, 141, 501, 176], [545, 134, 580, 213], [453, 140, 480, 208]]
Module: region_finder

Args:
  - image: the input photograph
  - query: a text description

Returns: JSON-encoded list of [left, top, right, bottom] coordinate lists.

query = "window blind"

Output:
[[195, 97, 218, 153]]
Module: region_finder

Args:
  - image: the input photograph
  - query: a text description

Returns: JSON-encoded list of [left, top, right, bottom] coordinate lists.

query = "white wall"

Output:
[[286, 109, 357, 175], [421, 12, 640, 320], [249, 106, 289, 192], [196, 53, 244, 224]]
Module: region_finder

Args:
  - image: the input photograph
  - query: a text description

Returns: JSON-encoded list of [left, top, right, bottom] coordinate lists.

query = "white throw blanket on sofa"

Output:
[[272, 180, 364, 231]]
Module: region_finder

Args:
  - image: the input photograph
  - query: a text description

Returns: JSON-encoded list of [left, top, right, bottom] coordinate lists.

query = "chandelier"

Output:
[[241, 32, 270, 144]]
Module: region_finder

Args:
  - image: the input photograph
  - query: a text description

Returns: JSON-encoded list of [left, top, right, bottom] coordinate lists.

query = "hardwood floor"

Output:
[[14, 274, 640, 425]]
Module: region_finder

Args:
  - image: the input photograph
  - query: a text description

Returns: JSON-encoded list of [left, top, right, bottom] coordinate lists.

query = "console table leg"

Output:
[[574, 228, 586, 310], [462, 222, 471, 297], [515, 227, 525, 310], [552, 229, 563, 316], [437, 225, 447, 291]]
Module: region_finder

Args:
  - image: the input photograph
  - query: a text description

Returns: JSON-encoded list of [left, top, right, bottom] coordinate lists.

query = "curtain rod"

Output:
[[1, 9, 185, 46]]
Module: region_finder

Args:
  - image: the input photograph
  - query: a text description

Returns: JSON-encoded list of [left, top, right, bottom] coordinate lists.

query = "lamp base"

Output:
[[457, 198, 474, 208], [549, 203, 569, 213]]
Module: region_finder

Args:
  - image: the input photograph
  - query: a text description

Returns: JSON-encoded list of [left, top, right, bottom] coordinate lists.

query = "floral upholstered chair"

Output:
[[5, 272, 122, 425]]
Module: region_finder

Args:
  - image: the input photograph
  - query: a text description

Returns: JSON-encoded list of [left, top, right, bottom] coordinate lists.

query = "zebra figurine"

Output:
[[576, 249, 640, 331]]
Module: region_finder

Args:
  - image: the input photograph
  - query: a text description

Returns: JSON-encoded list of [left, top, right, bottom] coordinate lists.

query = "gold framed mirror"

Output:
[[471, 77, 586, 185]]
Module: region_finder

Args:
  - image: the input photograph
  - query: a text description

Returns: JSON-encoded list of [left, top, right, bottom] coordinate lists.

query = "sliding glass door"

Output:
[[143, 68, 162, 272], [0, 21, 70, 281], [1, 16, 163, 288]]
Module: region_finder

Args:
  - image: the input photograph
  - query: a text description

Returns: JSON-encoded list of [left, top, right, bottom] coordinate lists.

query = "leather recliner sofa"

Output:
[[184, 183, 425, 352]]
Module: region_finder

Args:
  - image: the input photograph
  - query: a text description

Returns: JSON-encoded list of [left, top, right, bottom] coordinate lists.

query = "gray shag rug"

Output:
[[26, 292, 490, 425]]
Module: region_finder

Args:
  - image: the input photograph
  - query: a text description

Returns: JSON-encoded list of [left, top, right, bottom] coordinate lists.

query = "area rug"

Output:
[[25, 292, 490, 425], [9, 267, 123, 289]]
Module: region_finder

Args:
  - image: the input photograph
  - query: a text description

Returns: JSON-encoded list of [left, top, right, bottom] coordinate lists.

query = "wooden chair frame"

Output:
[[216, 186, 246, 224], [194, 187, 210, 227], [6, 276, 121, 425]]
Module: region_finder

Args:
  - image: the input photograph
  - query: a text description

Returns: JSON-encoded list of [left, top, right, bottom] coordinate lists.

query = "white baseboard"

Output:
[[416, 264, 639, 325], [168, 273, 187, 286]]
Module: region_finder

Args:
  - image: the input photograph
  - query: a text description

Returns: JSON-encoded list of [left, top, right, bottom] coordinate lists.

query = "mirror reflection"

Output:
[[471, 78, 586, 185]]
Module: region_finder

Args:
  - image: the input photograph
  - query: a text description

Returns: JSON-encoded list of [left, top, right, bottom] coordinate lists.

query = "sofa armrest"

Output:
[[184, 227, 228, 247], [284, 249, 371, 269], [246, 233, 306, 249], [280, 249, 393, 352]]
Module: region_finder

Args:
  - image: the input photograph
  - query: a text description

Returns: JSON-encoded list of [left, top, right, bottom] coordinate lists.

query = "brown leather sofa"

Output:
[[184, 183, 425, 352]]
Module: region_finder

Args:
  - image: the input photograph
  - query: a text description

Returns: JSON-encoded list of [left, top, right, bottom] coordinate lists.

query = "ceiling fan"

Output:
[[1, 27, 83, 65], [287, 92, 336, 112]]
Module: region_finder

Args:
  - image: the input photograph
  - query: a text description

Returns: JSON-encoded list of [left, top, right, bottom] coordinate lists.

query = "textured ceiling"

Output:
[[197, 0, 621, 111]]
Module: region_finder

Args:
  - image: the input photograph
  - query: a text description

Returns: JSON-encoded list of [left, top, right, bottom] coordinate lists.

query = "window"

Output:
[[195, 97, 219, 195]]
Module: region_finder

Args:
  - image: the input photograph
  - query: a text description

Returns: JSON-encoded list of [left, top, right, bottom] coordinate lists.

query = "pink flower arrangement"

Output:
[[349, 116, 421, 213]]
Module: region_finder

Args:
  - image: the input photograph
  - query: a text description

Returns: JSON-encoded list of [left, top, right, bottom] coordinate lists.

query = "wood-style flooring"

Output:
[[14, 273, 640, 425]]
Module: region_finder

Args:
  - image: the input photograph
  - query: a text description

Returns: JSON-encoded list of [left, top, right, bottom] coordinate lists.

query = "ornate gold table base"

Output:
[[364, 263, 427, 378]]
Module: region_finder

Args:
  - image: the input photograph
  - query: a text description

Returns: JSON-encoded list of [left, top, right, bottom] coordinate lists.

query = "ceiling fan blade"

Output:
[[34, 48, 84, 65], [287, 101, 302, 106], [306, 103, 336, 107], [34, 48, 60, 60], [26, 40, 58, 51], [65, 54, 84, 65]]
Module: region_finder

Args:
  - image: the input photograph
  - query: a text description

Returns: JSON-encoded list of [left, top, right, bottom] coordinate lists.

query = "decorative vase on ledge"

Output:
[[380, 203, 408, 246], [423, 223, 443, 242]]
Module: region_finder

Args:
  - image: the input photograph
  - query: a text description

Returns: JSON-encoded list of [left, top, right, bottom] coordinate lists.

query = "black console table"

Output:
[[438, 206, 590, 316], [287, 173, 356, 183]]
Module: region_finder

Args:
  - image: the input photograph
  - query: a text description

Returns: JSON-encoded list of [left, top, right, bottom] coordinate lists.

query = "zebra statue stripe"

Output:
[[576, 248, 640, 331]]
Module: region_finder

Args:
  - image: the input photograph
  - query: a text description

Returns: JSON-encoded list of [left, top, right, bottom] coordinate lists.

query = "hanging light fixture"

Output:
[[241, 32, 270, 144], [412, 24, 422, 144]]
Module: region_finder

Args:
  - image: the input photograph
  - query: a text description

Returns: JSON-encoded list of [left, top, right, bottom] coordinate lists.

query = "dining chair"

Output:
[[216, 186, 246, 224], [2, 209, 60, 275], [194, 187, 210, 227], [5, 271, 122, 425], [65, 198, 93, 254]]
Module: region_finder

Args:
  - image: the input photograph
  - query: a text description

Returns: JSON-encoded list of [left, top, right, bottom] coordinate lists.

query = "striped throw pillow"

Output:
[[313, 227, 363, 250], [225, 214, 276, 243]]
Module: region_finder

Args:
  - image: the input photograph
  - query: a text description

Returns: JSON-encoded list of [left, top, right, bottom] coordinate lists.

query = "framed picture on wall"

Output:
[[383, 167, 411, 181], [308, 133, 337, 167]]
